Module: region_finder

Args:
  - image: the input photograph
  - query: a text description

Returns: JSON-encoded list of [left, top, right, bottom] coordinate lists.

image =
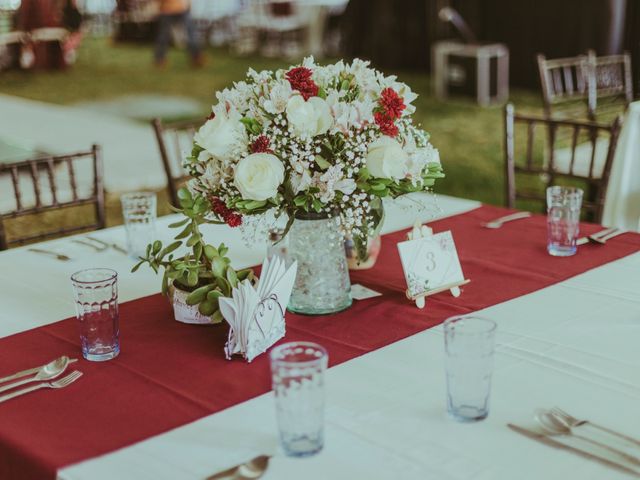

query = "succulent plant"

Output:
[[132, 187, 255, 323]]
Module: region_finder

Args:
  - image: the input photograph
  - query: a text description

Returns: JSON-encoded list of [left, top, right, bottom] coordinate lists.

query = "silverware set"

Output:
[[28, 236, 127, 262], [0, 355, 82, 403], [576, 227, 626, 246], [510, 408, 640, 477]]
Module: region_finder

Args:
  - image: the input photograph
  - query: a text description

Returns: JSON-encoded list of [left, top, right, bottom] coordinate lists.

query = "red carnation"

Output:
[[251, 135, 273, 154], [379, 87, 405, 119], [210, 197, 228, 216], [286, 66, 319, 100], [374, 111, 399, 137], [225, 213, 243, 227], [209, 196, 243, 227]]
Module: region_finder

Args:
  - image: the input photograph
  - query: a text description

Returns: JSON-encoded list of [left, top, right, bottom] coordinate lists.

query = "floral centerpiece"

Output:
[[184, 57, 443, 314]]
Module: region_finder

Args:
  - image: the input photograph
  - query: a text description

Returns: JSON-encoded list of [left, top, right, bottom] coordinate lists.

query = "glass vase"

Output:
[[287, 212, 352, 315]]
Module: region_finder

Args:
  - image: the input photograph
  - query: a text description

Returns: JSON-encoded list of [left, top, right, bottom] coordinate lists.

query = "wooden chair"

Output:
[[0, 145, 106, 250], [151, 117, 202, 207], [537, 51, 633, 121], [503, 103, 623, 223], [588, 50, 633, 120], [537, 52, 593, 120]]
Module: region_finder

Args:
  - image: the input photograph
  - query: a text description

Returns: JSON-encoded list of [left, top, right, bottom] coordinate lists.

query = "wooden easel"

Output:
[[405, 221, 470, 309]]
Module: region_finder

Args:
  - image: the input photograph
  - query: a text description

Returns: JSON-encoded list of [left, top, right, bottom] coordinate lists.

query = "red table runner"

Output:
[[1, 205, 639, 479]]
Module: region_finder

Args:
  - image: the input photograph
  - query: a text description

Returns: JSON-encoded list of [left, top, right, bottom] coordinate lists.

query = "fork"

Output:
[[552, 407, 640, 448], [28, 248, 71, 262], [0, 370, 83, 403], [84, 235, 128, 255], [481, 211, 532, 229], [72, 239, 108, 252]]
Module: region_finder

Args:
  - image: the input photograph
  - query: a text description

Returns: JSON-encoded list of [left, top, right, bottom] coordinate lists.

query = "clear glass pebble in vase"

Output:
[[287, 212, 352, 315]]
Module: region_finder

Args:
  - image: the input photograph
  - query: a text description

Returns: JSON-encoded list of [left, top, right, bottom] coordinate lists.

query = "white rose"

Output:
[[285, 95, 333, 138], [193, 106, 248, 161], [234, 153, 285, 201], [365, 136, 408, 180]]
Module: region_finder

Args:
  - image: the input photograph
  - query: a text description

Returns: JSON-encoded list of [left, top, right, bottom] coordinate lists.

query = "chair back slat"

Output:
[[45, 158, 58, 205], [503, 103, 623, 222], [0, 145, 106, 250], [9, 166, 21, 211], [28, 162, 42, 208], [568, 125, 580, 174], [152, 117, 205, 207], [66, 156, 79, 201]]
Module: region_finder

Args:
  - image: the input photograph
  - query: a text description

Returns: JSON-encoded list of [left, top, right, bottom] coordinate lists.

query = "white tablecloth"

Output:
[[603, 101, 640, 231], [1, 194, 639, 480]]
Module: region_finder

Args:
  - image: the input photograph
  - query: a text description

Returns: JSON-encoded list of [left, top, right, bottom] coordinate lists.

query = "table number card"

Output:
[[397, 230, 468, 308]]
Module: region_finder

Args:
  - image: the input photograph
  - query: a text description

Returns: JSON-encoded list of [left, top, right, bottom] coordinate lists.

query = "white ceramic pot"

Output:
[[170, 286, 214, 325]]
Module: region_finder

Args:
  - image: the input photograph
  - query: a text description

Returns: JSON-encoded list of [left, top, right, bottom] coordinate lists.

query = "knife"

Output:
[[508, 424, 640, 478], [0, 358, 78, 385]]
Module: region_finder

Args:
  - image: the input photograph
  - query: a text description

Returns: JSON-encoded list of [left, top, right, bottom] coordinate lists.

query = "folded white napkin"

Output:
[[220, 256, 297, 362]]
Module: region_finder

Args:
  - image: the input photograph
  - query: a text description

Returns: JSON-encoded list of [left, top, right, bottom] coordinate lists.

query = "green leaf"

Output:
[[226, 267, 238, 288], [237, 268, 253, 281], [314, 155, 331, 170], [131, 260, 144, 273], [211, 309, 224, 324], [198, 300, 216, 316], [177, 187, 192, 202], [370, 182, 386, 191], [312, 198, 323, 213], [152, 240, 162, 255], [185, 284, 214, 305], [219, 244, 229, 257], [206, 290, 223, 302], [317, 86, 327, 99], [244, 200, 267, 210], [293, 196, 307, 207], [216, 277, 231, 296], [211, 256, 226, 278], [186, 234, 200, 247], [204, 245, 218, 260], [175, 223, 192, 240], [340, 79, 350, 91], [186, 270, 198, 287], [168, 218, 189, 229], [159, 241, 181, 258]]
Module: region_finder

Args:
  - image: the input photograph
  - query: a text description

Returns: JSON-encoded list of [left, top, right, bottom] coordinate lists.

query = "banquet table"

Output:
[[0, 193, 639, 480]]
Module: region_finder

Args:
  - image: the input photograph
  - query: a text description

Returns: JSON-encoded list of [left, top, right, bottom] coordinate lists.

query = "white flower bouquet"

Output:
[[185, 57, 444, 255]]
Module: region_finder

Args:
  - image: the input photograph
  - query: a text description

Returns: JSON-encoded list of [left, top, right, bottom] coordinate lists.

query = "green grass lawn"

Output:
[[0, 37, 546, 239]]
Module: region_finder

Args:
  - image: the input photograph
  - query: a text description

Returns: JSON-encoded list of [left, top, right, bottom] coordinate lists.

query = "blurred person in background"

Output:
[[154, 0, 203, 68], [16, 0, 83, 69]]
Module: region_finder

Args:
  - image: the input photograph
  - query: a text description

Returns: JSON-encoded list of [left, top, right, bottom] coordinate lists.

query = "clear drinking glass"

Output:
[[444, 315, 496, 422], [270, 341, 328, 457], [71, 268, 120, 361], [121, 192, 157, 259], [546, 186, 583, 257], [287, 212, 352, 315]]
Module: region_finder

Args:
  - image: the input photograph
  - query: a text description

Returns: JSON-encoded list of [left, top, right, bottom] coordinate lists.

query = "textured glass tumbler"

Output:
[[444, 316, 496, 422], [270, 342, 328, 457], [287, 213, 352, 315], [546, 186, 583, 257], [121, 192, 157, 259], [71, 268, 120, 361]]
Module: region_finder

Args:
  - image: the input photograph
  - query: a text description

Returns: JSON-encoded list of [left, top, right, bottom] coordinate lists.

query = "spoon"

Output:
[[206, 455, 270, 480], [0, 356, 73, 394], [535, 409, 640, 466], [28, 248, 71, 261]]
